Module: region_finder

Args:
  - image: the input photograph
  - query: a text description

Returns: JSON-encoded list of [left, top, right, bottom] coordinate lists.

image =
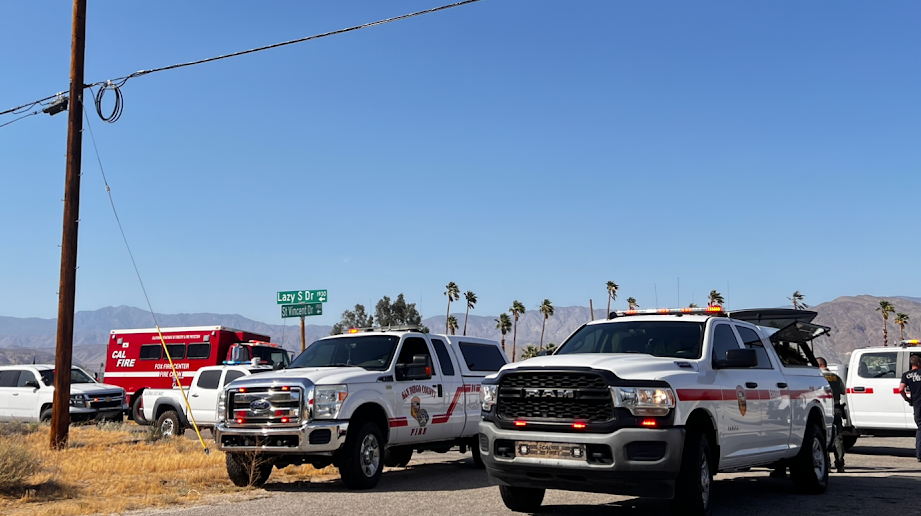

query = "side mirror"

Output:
[[273, 362, 284, 371], [537, 350, 550, 357], [397, 354, 433, 381], [24, 380, 40, 389], [714, 348, 759, 369]]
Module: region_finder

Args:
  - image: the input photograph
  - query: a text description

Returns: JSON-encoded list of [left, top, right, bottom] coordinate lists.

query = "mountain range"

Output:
[[1, 295, 918, 371]]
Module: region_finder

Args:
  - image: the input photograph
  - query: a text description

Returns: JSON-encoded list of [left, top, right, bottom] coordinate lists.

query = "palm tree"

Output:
[[463, 290, 477, 336], [606, 281, 619, 317], [896, 312, 910, 342], [509, 300, 526, 361], [539, 299, 555, 351], [877, 300, 896, 346], [545, 342, 557, 354], [708, 290, 725, 307], [627, 297, 639, 310], [788, 291, 808, 310], [444, 282, 460, 333], [520, 345, 540, 360], [447, 315, 459, 335], [688, 303, 699, 308], [495, 313, 512, 354]]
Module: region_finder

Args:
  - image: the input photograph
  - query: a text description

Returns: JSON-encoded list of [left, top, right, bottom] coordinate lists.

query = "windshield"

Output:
[[289, 335, 399, 371], [556, 321, 705, 359], [39, 368, 97, 386]]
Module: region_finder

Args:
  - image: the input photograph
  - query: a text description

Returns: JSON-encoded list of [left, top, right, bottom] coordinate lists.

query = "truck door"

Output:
[[12, 370, 41, 421], [429, 337, 466, 438], [734, 324, 791, 460], [847, 350, 903, 429], [189, 369, 222, 424], [710, 322, 762, 468], [391, 337, 447, 443]]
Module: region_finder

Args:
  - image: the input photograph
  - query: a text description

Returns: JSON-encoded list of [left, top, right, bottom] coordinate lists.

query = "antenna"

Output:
[[677, 277, 680, 307], [654, 284, 659, 308]]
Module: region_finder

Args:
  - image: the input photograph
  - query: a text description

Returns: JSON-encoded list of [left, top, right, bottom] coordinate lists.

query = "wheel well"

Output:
[[40, 403, 52, 414], [807, 406, 826, 438], [685, 408, 718, 472], [155, 403, 182, 421], [350, 403, 390, 443]]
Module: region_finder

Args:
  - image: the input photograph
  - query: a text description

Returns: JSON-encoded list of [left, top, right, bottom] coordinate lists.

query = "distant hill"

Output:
[[0, 296, 917, 368]]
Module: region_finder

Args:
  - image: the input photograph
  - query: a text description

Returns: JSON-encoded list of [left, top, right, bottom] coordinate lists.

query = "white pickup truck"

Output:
[[141, 364, 274, 436], [478, 307, 834, 516], [214, 327, 507, 488]]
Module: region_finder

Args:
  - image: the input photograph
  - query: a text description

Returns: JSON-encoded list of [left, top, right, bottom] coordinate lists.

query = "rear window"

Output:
[[557, 321, 705, 359], [187, 343, 211, 360], [458, 342, 506, 372], [139, 345, 161, 360], [856, 352, 897, 379]]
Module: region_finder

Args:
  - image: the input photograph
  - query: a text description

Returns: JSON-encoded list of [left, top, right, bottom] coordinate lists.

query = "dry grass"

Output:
[[0, 422, 332, 516]]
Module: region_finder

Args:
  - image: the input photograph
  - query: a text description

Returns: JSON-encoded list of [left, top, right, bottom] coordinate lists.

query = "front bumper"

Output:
[[69, 404, 128, 422], [215, 420, 348, 454], [478, 421, 685, 498]]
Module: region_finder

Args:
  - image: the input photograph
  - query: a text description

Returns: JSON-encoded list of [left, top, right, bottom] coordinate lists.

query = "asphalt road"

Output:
[[138, 436, 918, 516]]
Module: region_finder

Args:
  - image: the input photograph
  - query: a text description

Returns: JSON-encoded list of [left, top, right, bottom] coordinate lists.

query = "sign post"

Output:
[[278, 290, 328, 352]]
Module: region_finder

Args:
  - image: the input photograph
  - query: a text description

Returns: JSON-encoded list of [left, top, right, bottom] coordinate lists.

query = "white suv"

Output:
[[0, 365, 127, 422]]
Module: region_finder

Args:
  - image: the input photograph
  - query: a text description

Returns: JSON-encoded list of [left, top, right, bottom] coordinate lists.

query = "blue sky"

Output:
[[1, 1, 919, 326]]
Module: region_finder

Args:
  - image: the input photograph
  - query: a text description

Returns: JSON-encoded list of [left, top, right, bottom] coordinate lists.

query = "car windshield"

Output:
[[289, 335, 399, 371], [556, 321, 705, 359], [39, 368, 96, 386]]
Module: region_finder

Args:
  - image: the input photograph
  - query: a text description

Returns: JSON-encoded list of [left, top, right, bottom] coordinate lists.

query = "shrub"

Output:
[[0, 439, 41, 491], [0, 421, 41, 437]]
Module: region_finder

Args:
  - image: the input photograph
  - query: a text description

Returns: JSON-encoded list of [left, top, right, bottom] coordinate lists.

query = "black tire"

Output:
[[471, 444, 485, 469], [338, 422, 385, 490], [40, 408, 53, 423], [156, 410, 181, 438], [499, 485, 545, 513], [131, 395, 148, 424], [669, 428, 713, 516], [790, 421, 829, 494], [842, 435, 858, 451], [226, 452, 274, 487], [384, 446, 413, 468]]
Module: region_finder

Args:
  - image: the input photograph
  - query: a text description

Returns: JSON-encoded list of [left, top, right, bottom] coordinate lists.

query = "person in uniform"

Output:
[[899, 355, 921, 461], [817, 357, 846, 473]]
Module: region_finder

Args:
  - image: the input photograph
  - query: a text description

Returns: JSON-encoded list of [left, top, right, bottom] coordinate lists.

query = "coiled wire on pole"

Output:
[[93, 81, 124, 123]]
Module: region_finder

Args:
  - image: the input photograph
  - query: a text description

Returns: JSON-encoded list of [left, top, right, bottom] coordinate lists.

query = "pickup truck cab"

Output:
[[141, 363, 274, 436], [841, 340, 920, 448], [478, 307, 834, 516], [214, 327, 507, 489], [0, 365, 126, 422]]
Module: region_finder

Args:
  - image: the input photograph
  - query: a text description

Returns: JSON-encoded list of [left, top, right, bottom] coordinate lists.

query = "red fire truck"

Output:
[[104, 326, 291, 422]]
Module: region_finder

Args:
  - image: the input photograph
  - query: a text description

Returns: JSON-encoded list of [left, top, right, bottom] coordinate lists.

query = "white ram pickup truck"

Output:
[[478, 307, 834, 516], [142, 364, 274, 436], [214, 327, 507, 488]]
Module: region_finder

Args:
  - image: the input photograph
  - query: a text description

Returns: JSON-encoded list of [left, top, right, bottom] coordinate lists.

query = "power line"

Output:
[[0, 110, 40, 129], [1, 0, 485, 125]]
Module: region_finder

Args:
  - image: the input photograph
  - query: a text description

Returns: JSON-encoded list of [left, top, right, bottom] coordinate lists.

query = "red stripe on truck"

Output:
[[676, 389, 722, 401]]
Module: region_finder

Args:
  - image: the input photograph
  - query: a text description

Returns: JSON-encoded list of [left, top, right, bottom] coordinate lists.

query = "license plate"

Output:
[[515, 441, 586, 461]]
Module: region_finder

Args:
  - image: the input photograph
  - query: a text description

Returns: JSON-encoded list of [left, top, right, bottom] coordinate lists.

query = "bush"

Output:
[[0, 421, 41, 437], [0, 440, 41, 491]]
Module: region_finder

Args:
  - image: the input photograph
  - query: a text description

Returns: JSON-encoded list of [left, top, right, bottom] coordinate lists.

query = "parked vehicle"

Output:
[[0, 365, 126, 422], [105, 326, 291, 423], [840, 339, 920, 449], [214, 327, 508, 488], [141, 363, 274, 437], [477, 307, 834, 516]]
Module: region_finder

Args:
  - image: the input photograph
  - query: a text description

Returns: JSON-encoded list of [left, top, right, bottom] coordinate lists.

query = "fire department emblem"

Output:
[[410, 396, 429, 427], [736, 385, 747, 416]]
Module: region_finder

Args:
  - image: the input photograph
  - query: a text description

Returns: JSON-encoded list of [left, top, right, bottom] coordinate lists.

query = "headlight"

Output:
[[217, 390, 226, 423], [312, 384, 348, 419], [480, 384, 498, 412], [69, 394, 88, 407], [611, 386, 676, 416]]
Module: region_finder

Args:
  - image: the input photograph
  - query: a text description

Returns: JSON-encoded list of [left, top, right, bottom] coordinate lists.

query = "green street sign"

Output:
[[277, 290, 328, 304], [281, 303, 324, 318]]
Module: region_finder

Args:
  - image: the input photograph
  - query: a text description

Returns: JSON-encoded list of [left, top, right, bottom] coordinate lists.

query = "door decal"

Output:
[[736, 385, 747, 416]]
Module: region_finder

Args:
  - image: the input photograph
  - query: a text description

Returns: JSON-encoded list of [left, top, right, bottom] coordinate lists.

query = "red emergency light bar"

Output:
[[514, 420, 527, 427], [640, 419, 658, 427], [572, 422, 587, 429], [614, 306, 723, 318]]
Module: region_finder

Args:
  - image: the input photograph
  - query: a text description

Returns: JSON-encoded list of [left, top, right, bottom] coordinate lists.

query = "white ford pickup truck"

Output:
[[214, 327, 507, 488], [478, 307, 834, 516], [141, 364, 274, 437]]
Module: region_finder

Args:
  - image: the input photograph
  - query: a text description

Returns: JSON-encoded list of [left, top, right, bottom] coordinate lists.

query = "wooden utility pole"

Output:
[[51, 0, 87, 450], [300, 316, 306, 352]]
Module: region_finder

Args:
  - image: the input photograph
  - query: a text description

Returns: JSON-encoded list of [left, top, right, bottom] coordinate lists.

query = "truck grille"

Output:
[[496, 372, 614, 422], [88, 392, 124, 410], [227, 386, 302, 428]]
